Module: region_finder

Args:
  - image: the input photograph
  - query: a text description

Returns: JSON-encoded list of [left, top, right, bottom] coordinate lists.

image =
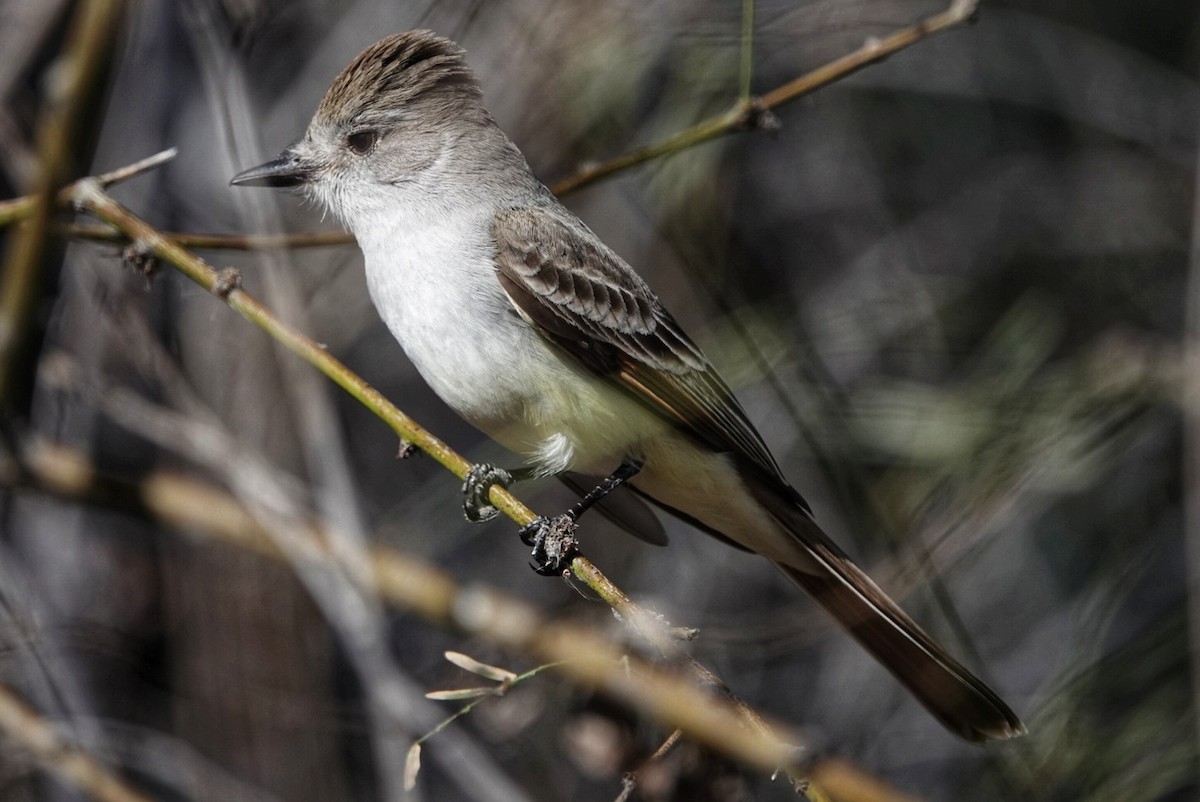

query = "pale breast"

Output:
[[359, 213, 522, 412], [356, 209, 670, 475]]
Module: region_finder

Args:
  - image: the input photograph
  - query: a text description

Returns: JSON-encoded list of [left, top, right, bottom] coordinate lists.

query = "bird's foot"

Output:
[[518, 514, 579, 575], [462, 463, 514, 522]]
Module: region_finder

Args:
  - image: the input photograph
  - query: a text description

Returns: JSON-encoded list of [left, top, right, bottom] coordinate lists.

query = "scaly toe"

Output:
[[462, 463, 513, 523]]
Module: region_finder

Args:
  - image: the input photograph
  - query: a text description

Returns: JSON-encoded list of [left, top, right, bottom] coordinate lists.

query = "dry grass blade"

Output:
[[444, 650, 519, 684], [424, 687, 504, 701], [404, 742, 422, 791]]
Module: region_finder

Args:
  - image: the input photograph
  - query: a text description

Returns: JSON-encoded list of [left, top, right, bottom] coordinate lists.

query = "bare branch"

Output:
[[94, 147, 178, 187], [51, 223, 354, 250], [0, 148, 177, 226], [550, 0, 978, 196]]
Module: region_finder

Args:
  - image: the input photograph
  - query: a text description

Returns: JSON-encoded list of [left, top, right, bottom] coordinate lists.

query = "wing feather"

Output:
[[491, 204, 785, 485]]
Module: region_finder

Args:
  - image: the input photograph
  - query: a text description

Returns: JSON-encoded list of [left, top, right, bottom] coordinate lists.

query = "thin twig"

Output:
[[615, 729, 683, 802], [550, 0, 978, 196], [0, 147, 177, 226], [92, 147, 178, 188], [50, 223, 354, 250], [0, 682, 156, 802], [0, 0, 125, 404]]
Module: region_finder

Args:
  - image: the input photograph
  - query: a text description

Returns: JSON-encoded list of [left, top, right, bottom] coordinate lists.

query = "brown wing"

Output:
[[491, 204, 789, 490]]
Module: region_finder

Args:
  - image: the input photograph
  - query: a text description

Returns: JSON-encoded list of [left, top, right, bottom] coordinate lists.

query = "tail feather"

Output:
[[775, 556, 1024, 742], [751, 480, 1025, 741]]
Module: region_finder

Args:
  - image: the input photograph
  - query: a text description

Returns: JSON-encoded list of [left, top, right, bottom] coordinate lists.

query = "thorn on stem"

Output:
[[121, 241, 158, 288], [740, 98, 781, 133], [396, 439, 418, 459], [211, 267, 242, 298]]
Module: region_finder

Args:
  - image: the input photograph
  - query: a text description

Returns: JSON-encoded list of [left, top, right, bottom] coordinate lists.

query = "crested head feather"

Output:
[[315, 31, 482, 127]]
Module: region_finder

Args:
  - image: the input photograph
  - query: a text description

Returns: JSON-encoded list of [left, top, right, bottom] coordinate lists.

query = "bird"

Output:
[[231, 29, 1023, 742]]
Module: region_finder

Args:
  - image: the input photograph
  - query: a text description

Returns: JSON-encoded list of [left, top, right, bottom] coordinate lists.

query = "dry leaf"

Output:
[[444, 651, 517, 684], [425, 686, 501, 701], [403, 743, 421, 791]]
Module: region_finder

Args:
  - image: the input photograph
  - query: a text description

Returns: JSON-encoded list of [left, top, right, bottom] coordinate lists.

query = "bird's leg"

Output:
[[565, 458, 645, 521], [462, 464, 536, 522], [519, 458, 644, 575]]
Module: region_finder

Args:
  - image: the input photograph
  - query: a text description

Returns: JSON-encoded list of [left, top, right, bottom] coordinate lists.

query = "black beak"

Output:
[[230, 149, 315, 187]]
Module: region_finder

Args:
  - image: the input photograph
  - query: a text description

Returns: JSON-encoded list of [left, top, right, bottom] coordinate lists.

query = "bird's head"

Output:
[[231, 30, 489, 222]]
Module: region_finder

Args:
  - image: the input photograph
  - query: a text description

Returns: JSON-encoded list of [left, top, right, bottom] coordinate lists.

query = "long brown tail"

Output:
[[751, 481, 1025, 742]]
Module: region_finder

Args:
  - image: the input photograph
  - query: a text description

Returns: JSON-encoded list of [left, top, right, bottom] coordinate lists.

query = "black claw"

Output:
[[519, 514, 579, 574], [517, 516, 546, 547], [462, 463, 513, 523]]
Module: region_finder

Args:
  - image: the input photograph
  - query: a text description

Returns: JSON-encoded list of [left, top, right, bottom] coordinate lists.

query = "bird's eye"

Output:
[[346, 130, 379, 155]]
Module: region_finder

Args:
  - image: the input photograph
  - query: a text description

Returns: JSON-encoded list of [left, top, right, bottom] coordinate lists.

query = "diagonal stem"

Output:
[[550, 0, 979, 196]]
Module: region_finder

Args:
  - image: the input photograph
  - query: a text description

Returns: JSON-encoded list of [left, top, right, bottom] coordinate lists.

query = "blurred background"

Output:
[[1, 0, 1197, 800]]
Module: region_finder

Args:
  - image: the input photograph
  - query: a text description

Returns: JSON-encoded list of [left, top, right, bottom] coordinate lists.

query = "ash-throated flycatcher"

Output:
[[232, 30, 1022, 741]]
